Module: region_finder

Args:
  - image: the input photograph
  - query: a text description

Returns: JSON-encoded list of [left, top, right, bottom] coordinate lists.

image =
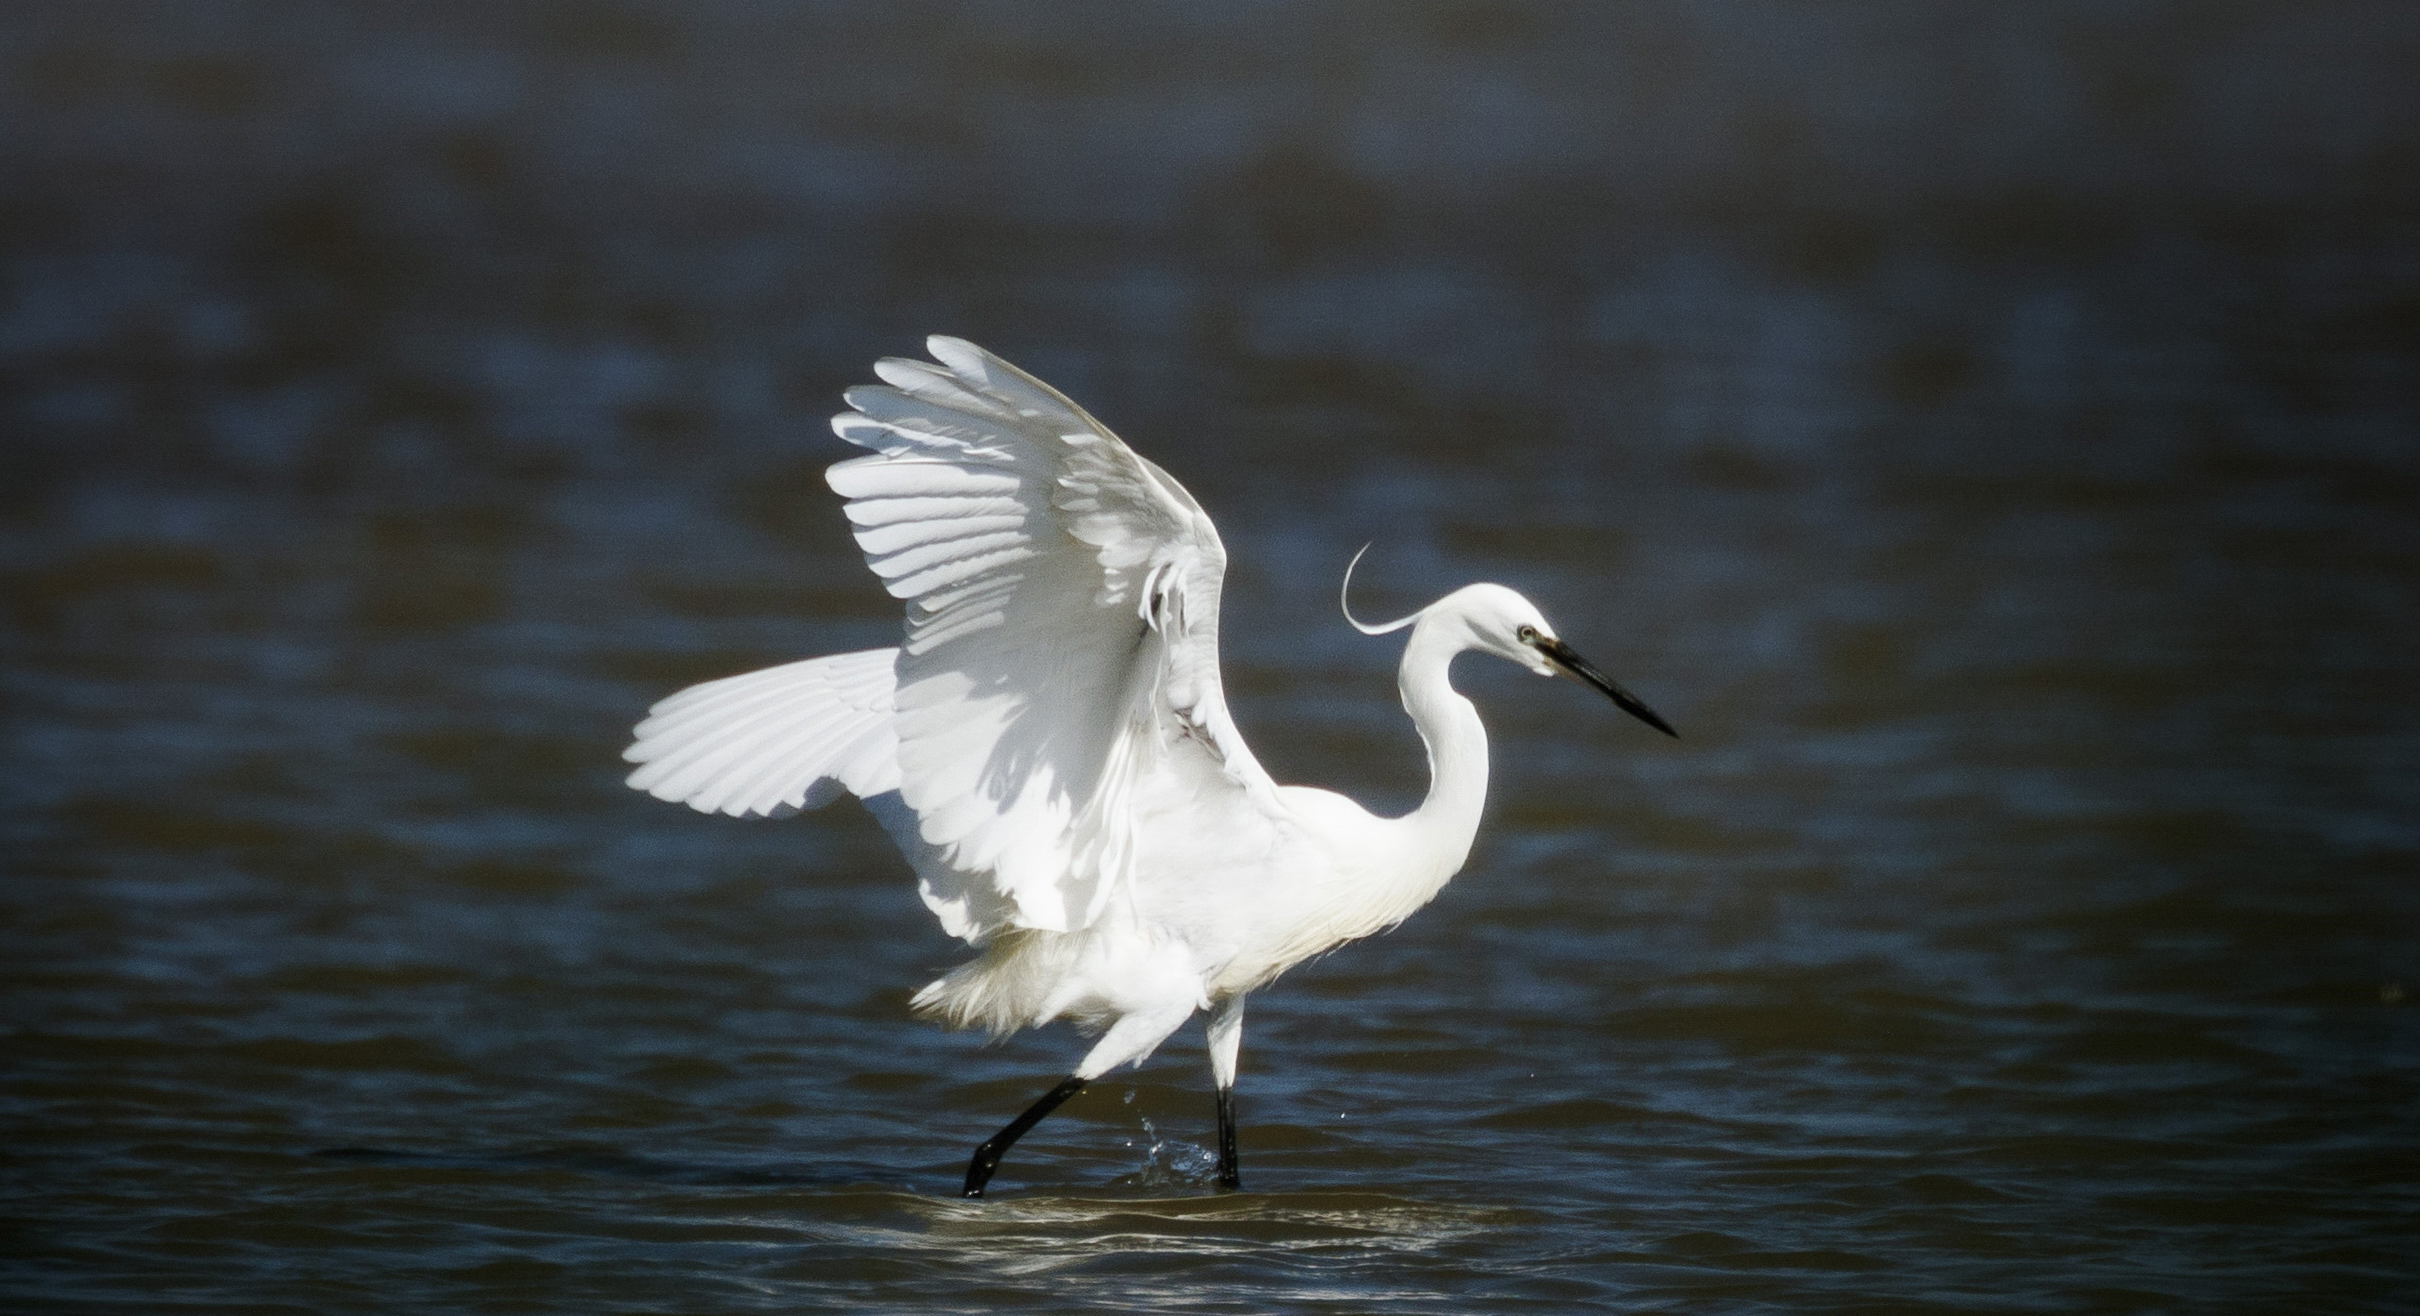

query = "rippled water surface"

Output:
[[6, 4, 2418, 1311]]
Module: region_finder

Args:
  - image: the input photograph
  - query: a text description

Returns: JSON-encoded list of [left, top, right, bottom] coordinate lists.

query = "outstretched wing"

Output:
[[827, 335, 1279, 938]]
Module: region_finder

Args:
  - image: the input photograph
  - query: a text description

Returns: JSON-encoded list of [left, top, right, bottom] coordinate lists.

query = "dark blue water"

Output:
[[6, 4, 2418, 1311]]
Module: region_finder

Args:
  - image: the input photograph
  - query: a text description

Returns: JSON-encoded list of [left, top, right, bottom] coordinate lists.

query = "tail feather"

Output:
[[910, 928, 1089, 1037]]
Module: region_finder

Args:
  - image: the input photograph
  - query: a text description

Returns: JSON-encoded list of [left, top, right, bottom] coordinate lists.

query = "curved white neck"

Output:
[[1394, 613, 1490, 883]]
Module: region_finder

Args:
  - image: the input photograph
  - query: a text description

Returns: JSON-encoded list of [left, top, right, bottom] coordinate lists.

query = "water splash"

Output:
[[1111, 1088, 1219, 1190]]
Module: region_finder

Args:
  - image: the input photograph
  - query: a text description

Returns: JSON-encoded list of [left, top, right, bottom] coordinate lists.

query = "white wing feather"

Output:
[[624, 648, 902, 819], [827, 335, 1278, 937], [621, 645, 1017, 941]]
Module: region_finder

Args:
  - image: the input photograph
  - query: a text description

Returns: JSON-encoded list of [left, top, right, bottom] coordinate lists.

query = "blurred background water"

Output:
[[4, 3, 2417, 1311]]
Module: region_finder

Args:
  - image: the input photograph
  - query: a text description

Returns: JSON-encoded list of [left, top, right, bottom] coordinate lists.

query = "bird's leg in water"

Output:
[[962, 1075, 1088, 1198], [1214, 1086, 1240, 1191], [1206, 994, 1247, 1191]]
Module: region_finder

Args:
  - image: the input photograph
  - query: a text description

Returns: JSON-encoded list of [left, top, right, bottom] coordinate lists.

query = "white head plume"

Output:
[[1340, 543, 1423, 636]]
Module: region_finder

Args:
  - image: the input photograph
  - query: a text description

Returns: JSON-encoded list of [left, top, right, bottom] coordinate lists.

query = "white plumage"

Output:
[[624, 336, 1675, 1196]]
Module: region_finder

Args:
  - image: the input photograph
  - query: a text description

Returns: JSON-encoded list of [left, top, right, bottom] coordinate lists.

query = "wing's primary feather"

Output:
[[827, 336, 1276, 938], [624, 648, 902, 819]]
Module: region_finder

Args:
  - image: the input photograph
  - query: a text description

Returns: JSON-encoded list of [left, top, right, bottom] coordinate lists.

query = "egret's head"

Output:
[[1340, 550, 1678, 739], [1465, 584, 1679, 737], [1436, 583, 1563, 675]]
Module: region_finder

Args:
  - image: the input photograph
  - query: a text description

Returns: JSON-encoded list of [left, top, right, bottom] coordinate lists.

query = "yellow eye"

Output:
[[1516, 625, 1538, 643]]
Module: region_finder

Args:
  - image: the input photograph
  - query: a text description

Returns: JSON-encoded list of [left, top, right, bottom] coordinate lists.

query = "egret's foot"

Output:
[[962, 1075, 1088, 1198], [1214, 1086, 1241, 1192]]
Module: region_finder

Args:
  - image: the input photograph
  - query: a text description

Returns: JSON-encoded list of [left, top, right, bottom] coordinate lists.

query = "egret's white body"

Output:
[[624, 337, 1672, 1194]]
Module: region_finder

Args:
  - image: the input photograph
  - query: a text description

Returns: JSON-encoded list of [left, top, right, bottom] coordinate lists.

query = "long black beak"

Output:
[[1532, 636, 1679, 739]]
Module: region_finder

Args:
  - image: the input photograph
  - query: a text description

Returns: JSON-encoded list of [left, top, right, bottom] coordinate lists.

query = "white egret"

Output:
[[624, 337, 1676, 1197]]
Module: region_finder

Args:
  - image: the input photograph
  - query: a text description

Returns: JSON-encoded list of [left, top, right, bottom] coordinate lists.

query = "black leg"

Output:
[[962, 1075, 1088, 1198], [1214, 1085, 1241, 1191]]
